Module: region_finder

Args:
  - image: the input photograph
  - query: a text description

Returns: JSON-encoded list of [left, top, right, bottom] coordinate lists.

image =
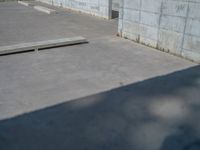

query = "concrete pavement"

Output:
[[0, 2, 199, 150]]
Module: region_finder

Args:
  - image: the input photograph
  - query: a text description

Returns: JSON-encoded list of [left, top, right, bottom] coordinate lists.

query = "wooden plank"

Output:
[[0, 37, 88, 55], [34, 5, 56, 14]]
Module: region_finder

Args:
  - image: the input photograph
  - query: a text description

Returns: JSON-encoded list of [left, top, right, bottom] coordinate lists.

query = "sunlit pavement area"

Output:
[[0, 2, 200, 150]]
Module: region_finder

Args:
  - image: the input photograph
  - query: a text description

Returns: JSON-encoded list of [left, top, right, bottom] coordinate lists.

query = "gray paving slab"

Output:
[[0, 36, 87, 55], [0, 2, 199, 150]]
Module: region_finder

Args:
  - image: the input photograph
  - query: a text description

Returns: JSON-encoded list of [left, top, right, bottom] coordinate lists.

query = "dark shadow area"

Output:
[[0, 50, 35, 56], [112, 10, 119, 19], [0, 65, 200, 150]]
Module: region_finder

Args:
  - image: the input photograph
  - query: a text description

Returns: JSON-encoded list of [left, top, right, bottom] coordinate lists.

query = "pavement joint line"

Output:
[[0, 37, 88, 55], [18, 1, 32, 7], [34, 5, 56, 14]]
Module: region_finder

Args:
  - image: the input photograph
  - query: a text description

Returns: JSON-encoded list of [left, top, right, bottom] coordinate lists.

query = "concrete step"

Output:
[[0, 37, 88, 55], [18, 1, 33, 7], [34, 5, 56, 14]]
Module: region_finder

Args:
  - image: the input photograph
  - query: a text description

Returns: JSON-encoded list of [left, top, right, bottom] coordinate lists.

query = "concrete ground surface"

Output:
[[0, 2, 200, 150]]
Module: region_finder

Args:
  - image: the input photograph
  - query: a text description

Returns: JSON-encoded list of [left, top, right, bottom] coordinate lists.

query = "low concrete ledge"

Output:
[[34, 5, 56, 14], [0, 36, 88, 55], [18, 1, 32, 6]]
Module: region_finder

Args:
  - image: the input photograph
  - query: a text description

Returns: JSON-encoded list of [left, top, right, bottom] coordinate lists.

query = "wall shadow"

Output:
[[0, 65, 200, 150], [112, 10, 119, 19]]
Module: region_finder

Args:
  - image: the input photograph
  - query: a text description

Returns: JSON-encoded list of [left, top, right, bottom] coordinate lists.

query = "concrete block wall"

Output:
[[37, 0, 111, 19], [118, 0, 200, 63]]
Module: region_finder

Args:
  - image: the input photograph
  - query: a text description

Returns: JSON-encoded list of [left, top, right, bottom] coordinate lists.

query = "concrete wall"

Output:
[[118, 0, 200, 63], [37, 0, 111, 19], [112, 0, 121, 11]]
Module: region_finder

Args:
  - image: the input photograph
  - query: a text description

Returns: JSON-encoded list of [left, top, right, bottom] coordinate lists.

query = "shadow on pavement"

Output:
[[0, 65, 200, 150]]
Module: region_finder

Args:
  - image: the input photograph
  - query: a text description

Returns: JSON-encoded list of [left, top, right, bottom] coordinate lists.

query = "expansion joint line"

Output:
[[180, 0, 190, 54]]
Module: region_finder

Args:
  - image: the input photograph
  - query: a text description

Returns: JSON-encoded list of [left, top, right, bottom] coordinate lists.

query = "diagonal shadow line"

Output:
[[0, 65, 200, 150]]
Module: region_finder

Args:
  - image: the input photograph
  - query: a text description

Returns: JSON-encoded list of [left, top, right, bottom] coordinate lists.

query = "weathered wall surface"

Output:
[[112, 0, 121, 11], [118, 0, 200, 63], [37, 0, 111, 19]]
